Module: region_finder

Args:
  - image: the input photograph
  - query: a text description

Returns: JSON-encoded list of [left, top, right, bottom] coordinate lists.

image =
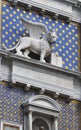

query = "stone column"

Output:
[[0, 57, 2, 79], [52, 117, 58, 130], [28, 111, 32, 130], [54, 117, 58, 130], [24, 114, 27, 130]]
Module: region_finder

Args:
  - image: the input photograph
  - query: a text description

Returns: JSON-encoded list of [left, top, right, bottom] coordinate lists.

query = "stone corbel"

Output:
[[53, 13, 59, 19], [39, 9, 46, 16], [66, 17, 71, 24], [25, 5, 32, 11], [8, 0, 18, 6], [24, 84, 31, 91], [74, 0, 81, 8], [53, 92, 59, 99], [39, 88, 45, 95], [66, 96, 73, 103]]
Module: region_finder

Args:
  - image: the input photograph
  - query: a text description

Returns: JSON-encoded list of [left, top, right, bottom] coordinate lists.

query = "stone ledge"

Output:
[[0, 50, 80, 77], [0, 50, 81, 101]]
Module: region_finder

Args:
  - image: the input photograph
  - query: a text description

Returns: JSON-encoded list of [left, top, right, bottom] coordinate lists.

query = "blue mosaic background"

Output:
[[58, 99, 80, 130], [0, 84, 35, 124], [1, 4, 79, 71], [0, 84, 80, 130]]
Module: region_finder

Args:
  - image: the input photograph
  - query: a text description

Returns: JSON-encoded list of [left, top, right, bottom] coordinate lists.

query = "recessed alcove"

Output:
[[22, 95, 61, 130]]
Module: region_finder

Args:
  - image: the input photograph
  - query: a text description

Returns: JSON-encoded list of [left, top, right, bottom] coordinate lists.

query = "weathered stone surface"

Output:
[[0, 50, 81, 101]]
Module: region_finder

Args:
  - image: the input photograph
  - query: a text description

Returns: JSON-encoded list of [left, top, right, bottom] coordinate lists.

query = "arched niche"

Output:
[[33, 118, 49, 130], [22, 95, 61, 130]]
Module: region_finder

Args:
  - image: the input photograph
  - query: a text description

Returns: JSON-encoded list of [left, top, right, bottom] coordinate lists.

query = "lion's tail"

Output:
[[3, 37, 22, 51]]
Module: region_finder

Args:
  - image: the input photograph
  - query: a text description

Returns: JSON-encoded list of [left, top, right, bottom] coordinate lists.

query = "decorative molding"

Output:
[[7, 0, 81, 6], [22, 95, 61, 114], [64, 0, 79, 4], [65, 0, 81, 7], [0, 50, 81, 101], [1, 120, 22, 130], [6, 0, 81, 23]]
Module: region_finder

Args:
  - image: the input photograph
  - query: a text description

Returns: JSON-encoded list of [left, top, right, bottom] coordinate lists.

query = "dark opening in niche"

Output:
[[29, 52, 51, 63]]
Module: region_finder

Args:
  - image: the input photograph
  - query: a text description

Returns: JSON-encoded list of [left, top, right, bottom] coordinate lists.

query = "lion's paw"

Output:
[[24, 55, 31, 59], [16, 51, 23, 56], [40, 59, 46, 63]]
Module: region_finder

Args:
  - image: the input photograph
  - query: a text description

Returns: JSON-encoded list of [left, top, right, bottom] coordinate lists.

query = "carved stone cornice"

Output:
[[64, 0, 81, 4], [64, 0, 78, 4], [65, 0, 81, 8], [6, 0, 81, 23]]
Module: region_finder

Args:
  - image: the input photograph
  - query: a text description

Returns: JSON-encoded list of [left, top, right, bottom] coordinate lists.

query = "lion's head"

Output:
[[42, 29, 57, 45]]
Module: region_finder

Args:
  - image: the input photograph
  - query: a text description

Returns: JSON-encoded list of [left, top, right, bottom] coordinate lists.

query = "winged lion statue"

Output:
[[4, 17, 57, 62]]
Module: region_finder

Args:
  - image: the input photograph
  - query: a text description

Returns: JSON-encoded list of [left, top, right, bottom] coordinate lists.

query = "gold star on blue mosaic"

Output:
[[2, 4, 79, 71]]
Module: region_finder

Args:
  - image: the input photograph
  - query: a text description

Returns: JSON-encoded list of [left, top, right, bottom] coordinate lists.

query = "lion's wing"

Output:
[[20, 17, 48, 39]]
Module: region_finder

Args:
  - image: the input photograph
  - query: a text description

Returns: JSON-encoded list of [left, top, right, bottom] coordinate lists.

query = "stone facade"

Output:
[[0, 83, 80, 130], [0, 0, 81, 130]]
